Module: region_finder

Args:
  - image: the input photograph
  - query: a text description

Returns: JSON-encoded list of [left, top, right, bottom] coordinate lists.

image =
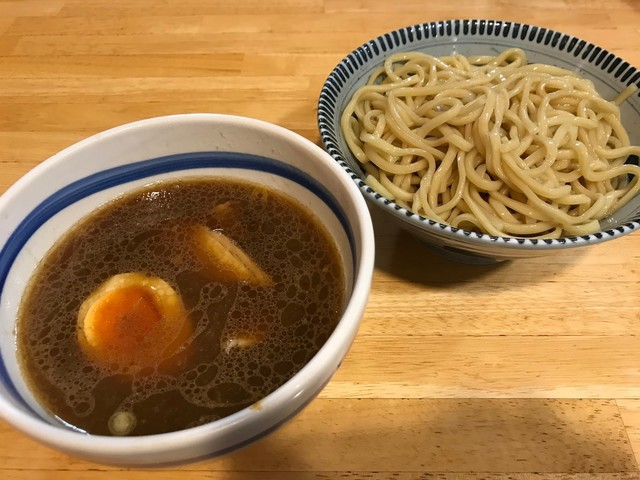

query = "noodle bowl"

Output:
[[341, 48, 640, 238]]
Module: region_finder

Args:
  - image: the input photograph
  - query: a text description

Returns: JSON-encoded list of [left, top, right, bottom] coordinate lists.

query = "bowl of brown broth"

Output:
[[0, 114, 375, 466]]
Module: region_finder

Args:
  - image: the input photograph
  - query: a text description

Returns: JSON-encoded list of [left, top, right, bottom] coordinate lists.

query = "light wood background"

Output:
[[2, 0, 640, 478]]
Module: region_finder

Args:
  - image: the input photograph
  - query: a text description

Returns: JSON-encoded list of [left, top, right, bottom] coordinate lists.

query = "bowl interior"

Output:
[[0, 152, 355, 421], [318, 20, 640, 257]]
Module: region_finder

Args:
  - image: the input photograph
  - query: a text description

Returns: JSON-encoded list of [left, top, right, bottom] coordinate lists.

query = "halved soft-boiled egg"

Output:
[[77, 272, 192, 371]]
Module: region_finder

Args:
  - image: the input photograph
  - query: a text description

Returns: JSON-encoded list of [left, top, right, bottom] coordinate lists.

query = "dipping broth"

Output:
[[17, 178, 344, 436]]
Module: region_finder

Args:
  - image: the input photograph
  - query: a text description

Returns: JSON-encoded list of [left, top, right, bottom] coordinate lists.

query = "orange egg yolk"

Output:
[[77, 273, 191, 372], [90, 286, 162, 354]]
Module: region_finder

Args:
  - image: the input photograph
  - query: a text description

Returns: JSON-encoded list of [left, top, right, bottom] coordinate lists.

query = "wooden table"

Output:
[[2, 0, 640, 478]]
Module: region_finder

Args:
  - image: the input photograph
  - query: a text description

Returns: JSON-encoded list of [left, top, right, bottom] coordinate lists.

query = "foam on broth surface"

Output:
[[16, 178, 344, 436]]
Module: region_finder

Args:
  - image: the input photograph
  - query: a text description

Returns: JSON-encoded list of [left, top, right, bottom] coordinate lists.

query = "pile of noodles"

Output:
[[341, 48, 640, 238]]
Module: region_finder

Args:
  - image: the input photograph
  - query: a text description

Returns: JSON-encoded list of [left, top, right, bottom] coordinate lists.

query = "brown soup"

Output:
[[17, 178, 344, 436]]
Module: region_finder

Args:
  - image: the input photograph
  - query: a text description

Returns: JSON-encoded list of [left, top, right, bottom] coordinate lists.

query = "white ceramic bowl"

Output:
[[0, 114, 375, 466], [318, 19, 640, 263]]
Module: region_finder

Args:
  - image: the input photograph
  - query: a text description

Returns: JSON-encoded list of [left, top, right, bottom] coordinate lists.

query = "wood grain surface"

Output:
[[2, 0, 640, 478]]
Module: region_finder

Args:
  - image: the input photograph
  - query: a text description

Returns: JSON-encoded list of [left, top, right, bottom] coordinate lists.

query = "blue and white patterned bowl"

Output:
[[318, 19, 640, 263], [0, 114, 375, 466]]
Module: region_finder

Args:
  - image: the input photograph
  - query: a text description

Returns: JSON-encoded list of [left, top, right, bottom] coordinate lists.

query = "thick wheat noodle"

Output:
[[341, 48, 640, 238]]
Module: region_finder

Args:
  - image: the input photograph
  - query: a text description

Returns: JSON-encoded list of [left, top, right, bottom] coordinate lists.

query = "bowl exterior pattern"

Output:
[[318, 19, 640, 261]]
